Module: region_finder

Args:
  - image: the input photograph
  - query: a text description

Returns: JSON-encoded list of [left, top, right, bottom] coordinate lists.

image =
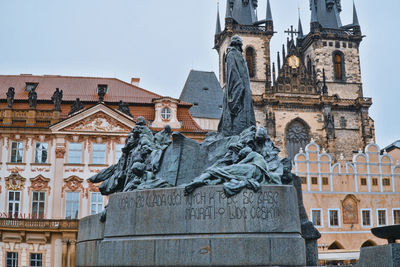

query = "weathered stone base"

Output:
[[77, 185, 307, 267], [78, 234, 305, 266], [354, 243, 400, 267]]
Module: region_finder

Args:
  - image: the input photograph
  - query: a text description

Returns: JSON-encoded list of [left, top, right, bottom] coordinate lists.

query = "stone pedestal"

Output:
[[77, 185, 307, 267], [355, 243, 400, 267]]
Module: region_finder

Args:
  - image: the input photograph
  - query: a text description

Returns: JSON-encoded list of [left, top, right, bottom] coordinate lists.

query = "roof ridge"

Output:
[[0, 74, 162, 98]]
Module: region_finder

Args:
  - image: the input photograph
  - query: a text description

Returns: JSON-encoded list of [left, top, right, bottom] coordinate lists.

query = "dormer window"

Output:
[[161, 108, 171, 120], [25, 82, 38, 92]]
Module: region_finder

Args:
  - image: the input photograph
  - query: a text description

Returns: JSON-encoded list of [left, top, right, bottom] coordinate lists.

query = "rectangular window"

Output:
[[393, 209, 400, 225], [30, 253, 42, 267], [311, 209, 322, 227], [372, 178, 378, 186], [35, 142, 48, 163], [90, 192, 104, 215], [311, 177, 318, 185], [115, 144, 124, 162], [360, 178, 367, 186], [377, 209, 387, 226], [361, 209, 371, 227], [383, 178, 391, 186], [11, 142, 24, 163], [68, 143, 82, 164], [329, 209, 340, 227], [32, 192, 46, 219], [92, 143, 106, 165], [8, 191, 21, 218], [6, 252, 18, 267], [65, 192, 80, 219], [322, 177, 329, 185], [301, 177, 307, 184]]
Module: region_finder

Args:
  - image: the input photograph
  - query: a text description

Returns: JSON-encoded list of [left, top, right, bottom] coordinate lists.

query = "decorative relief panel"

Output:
[[62, 176, 85, 197], [28, 175, 51, 194], [5, 170, 26, 191], [342, 194, 359, 224], [55, 147, 66, 159], [64, 112, 130, 132]]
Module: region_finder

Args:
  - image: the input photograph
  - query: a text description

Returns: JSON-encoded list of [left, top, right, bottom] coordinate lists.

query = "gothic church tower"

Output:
[[214, 0, 274, 124], [214, 0, 374, 161]]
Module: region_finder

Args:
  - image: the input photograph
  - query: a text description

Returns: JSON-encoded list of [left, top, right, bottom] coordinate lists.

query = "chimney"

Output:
[[131, 78, 140, 86]]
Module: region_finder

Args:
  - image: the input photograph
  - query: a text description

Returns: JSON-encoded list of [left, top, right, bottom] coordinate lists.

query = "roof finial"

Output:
[[215, 2, 222, 35], [353, 0, 360, 26], [266, 0, 273, 22]]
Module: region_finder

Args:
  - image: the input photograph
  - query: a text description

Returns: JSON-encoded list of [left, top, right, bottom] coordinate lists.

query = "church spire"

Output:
[[266, 0, 273, 21], [216, 3, 222, 35], [298, 13, 304, 38], [353, 1, 360, 26]]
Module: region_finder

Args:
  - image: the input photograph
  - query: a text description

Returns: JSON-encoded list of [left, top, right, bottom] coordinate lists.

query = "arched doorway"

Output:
[[285, 118, 310, 160], [361, 240, 377, 248], [328, 241, 344, 250]]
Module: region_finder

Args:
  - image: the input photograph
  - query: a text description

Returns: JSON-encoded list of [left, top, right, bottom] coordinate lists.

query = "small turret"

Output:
[[265, 0, 274, 32]]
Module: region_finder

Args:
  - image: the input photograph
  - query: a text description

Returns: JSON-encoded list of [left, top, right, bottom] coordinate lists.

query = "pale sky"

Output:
[[0, 0, 398, 148]]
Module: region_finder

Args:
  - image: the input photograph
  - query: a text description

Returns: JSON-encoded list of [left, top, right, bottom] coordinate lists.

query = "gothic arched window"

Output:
[[286, 119, 310, 160], [333, 51, 345, 81], [245, 47, 256, 78]]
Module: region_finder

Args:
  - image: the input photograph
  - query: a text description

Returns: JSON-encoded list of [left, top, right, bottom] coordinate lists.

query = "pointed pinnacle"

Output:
[[216, 3, 222, 35], [266, 0, 273, 21], [353, 1, 360, 26], [298, 15, 304, 38]]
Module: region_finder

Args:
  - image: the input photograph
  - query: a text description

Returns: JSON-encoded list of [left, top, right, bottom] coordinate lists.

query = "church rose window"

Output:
[[285, 119, 309, 160], [245, 47, 256, 78]]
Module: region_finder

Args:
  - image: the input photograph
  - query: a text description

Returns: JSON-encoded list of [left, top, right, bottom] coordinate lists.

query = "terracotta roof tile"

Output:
[[0, 75, 161, 104]]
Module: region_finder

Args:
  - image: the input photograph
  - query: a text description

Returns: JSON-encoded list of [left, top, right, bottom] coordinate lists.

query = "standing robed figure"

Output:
[[218, 35, 256, 137]]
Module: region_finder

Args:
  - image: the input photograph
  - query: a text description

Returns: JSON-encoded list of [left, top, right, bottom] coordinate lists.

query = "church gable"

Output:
[[274, 40, 317, 95], [50, 104, 134, 134]]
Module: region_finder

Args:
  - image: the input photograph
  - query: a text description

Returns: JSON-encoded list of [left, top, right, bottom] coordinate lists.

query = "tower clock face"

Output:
[[288, 55, 300, 69]]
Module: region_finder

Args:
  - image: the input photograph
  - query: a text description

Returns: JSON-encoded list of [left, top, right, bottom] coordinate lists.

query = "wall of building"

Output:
[[295, 140, 400, 262], [304, 39, 362, 100]]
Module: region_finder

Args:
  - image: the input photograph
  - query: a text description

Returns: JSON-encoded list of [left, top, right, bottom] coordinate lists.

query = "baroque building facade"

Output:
[[295, 140, 400, 265], [214, 0, 374, 161], [0, 75, 205, 267]]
